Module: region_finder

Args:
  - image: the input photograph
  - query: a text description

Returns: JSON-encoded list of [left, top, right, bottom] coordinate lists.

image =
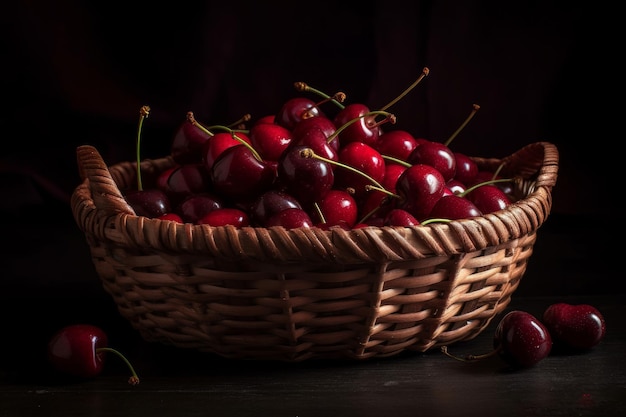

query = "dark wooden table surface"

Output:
[[1, 206, 625, 417], [1, 295, 624, 417]]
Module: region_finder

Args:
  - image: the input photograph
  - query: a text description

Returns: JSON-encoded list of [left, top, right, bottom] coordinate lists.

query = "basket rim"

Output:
[[70, 141, 558, 264]]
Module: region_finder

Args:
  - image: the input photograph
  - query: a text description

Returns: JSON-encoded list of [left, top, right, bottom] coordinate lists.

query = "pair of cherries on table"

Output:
[[442, 303, 607, 369]]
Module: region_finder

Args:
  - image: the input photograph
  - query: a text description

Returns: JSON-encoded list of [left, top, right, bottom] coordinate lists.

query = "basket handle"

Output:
[[76, 145, 137, 216]]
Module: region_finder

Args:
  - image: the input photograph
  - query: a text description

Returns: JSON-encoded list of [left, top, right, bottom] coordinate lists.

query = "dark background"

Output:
[[1, 1, 623, 324]]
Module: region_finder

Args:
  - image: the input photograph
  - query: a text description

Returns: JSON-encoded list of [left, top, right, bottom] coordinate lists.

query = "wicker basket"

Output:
[[71, 141, 558, 361]]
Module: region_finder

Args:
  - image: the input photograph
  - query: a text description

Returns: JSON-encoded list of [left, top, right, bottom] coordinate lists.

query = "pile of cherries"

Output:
[[442, 302, 607, 369], [124, 78, 514, 230]]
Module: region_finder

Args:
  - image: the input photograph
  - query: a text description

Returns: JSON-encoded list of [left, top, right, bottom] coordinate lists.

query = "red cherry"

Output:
[[197, 207, 250, 227], [171, 111, 212, 164], [202, 131, 252, 172], [249, 190, 303, 226], [287, 124, 338, 161], [465, 184, 512, 214], [332, 103, 381, 146], [275, 97, 322, 130], [427, 194, 483, 220], [375, 129, 419, 161], [291, 115, 338, 146], [384, 209, 420, 226], [210, 145, 277, 204], [453, 152, 478, 185], [277, 145, 335, 210], [542, 303, 606, 351], [494, 311, 553, 368], [395, 164, 446, 221], [175, 193, 223, 224], [125, 188, 172, 218], [311, 189, 358, 229], [265, 207, 314, 229], [248, 122, 293, 162], [335, 141, 386, 199], [407, 140, 457, 182], [157, 212, 184, 223], [47, 324, 139, 385], [165, 163, 211, 205]]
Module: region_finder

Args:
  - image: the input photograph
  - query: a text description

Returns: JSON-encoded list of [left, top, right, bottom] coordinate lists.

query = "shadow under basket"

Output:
[[71, 141, 558, 361]]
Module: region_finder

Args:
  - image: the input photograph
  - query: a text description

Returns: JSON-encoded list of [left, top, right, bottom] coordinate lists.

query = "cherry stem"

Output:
[[327, 110, 396, 144], [381, 154, 411, 168], [301, 148, 386, 191], [187, 111, 214, 137], [440, 345, 501, 362], [294, 82, 346, 109], [191, 121, 264, 162], [379, 67, 430, 112], [96, 347, 140, 386], [456, 177, 513, 198], [227, 113, 252, 130], [313, 202, 326, 224], [443, 104, 480, 147], [135, 105, 150, 191]]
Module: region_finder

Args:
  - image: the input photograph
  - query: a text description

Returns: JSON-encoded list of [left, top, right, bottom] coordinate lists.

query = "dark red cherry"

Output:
[[175, 193, 223, 224], [210, 145, 277, 204], [466, 184, 511, 214], [125, 188, 172, 218], [291, 115, 338, 147], [453, 152, 478, 185], [265, 207, 314, 229], [395, 164, 446, 221], [542, 303, 606, 351], [277, 145, 335, 210], [171, 112, 212, 164], [249, 190, 302, 227], [166, 163, 211, 205], [384, 209, 420, 227], [375, 129, 419, 161], [202, 131, 252, 172], [248, 122, 293, 162], [287, 125, 338, 161], [197, 207, 250, 228], [494, 311, 552, 368], [427, 194, 482, 220], [333, 103, 381, 146], [335, 141, 386, 199], [407, 140, 456, 182], [311, 189, 358, 229], [275, 97, 322, 130]]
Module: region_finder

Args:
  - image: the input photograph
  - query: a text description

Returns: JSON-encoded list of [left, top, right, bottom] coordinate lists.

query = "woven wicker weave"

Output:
[[71, 141, 558, 361]]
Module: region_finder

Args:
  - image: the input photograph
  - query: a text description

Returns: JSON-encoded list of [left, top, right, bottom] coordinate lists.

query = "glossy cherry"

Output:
[[427, 194, 483, 220], [542, 303, 606, 351], [384, 208, 420, 227], [171, 111, 212, 164], [332, 103, 381, 146], [311, 189, 358, 229], [175, 192, 223, 224], [494, 310, 552, 368], [202, 131, 252, 172], [375, 129, 419, 161], [265, 207, 314, 229], [125, 188, 172, 218], [197, 207, 250, 227], [395, 164, 446, 221], [452, 152, 479, 185], [334, 141, 386, 199], [275, 96, 322, 130], [277, 145, 335, 210], [248, 122, 293, 162], [210, 144, 277, 204], [465, 184, 512, 214], [407, 140, 457, 182], [249, 190, 303, 227], [47, 324, 139, 385]]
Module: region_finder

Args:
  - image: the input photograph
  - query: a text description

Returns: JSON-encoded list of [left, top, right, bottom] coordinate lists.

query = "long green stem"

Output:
[[443, 104, 480, 147], [379, 67, 430, 112], [97, 347, 140, 386], [136, 105, 150, 191]]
